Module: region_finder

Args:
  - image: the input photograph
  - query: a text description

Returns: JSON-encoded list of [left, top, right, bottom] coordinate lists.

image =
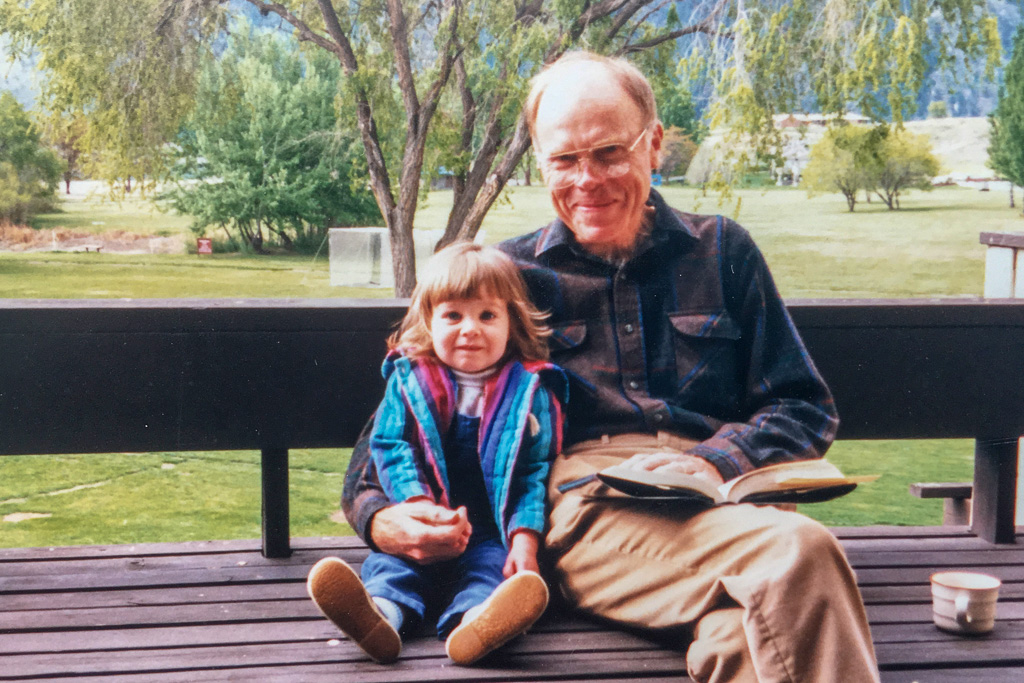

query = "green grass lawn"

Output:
[[30, 193, 193, 235], [1, 184, 1019, 547], [0, 252, 390, 299], [0, 450, 354, 547], [5, 184, 1019, 299], [0, 439, 976, 547]]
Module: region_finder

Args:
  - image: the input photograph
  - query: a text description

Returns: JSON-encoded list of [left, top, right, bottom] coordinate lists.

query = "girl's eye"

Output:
[[443, 311, 462, 322], [479, 310, 496, 321]]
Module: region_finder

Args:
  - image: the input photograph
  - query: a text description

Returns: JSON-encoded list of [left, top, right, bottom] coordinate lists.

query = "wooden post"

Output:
[[262, 448, 292, 558], [971, 438, 1019, 544], [980, 232, 1024, 298]]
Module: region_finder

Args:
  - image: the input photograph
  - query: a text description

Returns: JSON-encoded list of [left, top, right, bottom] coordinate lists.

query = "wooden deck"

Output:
[[3, 527, 1022, 682]]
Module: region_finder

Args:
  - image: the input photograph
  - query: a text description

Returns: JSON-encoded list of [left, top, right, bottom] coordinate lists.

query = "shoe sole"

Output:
[[445, 571, 549, 665], [307, 557, 401, 664]]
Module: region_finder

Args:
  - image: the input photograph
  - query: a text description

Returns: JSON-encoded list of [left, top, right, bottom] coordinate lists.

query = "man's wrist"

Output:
[[687, 448, 742, 482], [360, 500, 392, 553]]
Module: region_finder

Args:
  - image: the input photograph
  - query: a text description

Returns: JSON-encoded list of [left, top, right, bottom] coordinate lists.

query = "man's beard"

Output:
[[581, 206, 655, 267]]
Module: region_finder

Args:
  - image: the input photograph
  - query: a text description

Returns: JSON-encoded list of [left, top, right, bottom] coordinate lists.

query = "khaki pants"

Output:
[[544, 433, 880, 683]]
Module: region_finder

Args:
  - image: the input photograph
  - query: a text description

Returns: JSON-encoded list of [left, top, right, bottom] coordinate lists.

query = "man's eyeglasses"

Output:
[[538, 128, 649, 189]]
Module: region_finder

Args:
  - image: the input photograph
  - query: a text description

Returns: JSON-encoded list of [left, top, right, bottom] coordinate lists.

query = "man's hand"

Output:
[[503, 530, 541, 578], [619, 452, 726, 486], [369, 499, 471, 565]]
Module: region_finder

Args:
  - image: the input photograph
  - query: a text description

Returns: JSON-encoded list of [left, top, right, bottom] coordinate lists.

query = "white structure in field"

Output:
[[329, 228, 485, 288]]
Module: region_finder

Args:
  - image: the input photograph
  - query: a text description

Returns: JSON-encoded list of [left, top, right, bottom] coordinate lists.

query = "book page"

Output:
[[720, 459, 876, 503]]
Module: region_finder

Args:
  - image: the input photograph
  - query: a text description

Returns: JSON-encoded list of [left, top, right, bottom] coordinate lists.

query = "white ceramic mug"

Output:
[[930, 571, 1001, 635]]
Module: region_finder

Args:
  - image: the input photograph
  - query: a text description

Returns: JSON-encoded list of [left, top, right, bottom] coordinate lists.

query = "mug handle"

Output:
[[955, 594, 973, 626]]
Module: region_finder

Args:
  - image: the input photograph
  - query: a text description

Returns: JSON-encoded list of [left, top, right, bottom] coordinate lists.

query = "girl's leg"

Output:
[[307, 554, 417, 664], [440, 538, 549, 665], [436, 537, 507, 637], [360, 551, 431, 628]]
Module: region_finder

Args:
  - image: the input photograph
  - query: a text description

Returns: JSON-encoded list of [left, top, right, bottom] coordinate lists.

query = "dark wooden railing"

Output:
[[2, 298, 1022, 556]]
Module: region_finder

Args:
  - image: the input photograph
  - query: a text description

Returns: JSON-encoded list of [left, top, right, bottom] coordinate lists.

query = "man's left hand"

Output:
[[619, 452, 726, 486]]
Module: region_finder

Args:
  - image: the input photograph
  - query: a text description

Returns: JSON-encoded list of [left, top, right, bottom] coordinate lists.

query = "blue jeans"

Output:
[[361, 536, 507, 639]]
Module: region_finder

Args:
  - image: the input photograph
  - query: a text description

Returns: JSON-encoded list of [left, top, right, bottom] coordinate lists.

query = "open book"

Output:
[[596, 458, 877, 506]]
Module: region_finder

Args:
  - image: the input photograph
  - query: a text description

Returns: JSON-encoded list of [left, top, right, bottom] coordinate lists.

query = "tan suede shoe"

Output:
[[306, 557, 402, 664], [445, 570, 549, 665]]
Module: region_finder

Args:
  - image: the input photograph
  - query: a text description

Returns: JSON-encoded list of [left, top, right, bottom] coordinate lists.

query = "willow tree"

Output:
[[0, 0, 226, 194], [680, 0, 1001, 184], [1, 0, 1002, 295]]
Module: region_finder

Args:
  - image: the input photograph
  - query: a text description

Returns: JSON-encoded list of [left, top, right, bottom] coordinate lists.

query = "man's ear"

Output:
[[649, 122, 665, 170]]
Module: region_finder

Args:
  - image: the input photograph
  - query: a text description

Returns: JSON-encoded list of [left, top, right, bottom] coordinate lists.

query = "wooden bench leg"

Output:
[[944, 498, 971, 526], [971, 438, 1019, 544], [262, 448, 292, 558]]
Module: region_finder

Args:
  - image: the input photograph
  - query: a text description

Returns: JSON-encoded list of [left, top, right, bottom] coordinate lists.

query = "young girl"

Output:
[[307, 242, 565, 665]]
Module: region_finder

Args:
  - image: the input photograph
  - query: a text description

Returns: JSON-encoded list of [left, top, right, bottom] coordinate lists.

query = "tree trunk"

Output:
[[1010, 183, 1016, 209], [388, 207, 416, 296], [521, 148, 534, 187], [444, 118, 535, 246]]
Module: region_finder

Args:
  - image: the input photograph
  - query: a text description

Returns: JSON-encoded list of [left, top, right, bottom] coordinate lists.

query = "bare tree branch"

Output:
[[603, 0, 652, 39], [242, 0, 346, 59], [387, 0, 421, 128]]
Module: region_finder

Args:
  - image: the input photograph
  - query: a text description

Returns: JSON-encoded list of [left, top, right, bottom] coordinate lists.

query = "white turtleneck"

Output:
[[451, 365, 499, 417]]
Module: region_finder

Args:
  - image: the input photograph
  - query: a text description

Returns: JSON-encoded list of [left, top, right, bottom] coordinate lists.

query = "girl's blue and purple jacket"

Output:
[[369, 353, 566, 548]]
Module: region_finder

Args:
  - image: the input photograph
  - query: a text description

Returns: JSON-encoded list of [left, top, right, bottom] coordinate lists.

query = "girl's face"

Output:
[[430, 294, 510, 373]]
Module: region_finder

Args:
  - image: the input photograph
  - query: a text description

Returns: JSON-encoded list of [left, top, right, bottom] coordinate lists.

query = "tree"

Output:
[[0, 91, 61, 223], [988, 25, 1024, 214], [0, 0, 225, 195], [874, 129, 941, 209], [803, 124, 937, 211], [803, 125, 884, 211], [660, 126, 699, 178], [927, 100, 948, 118], [162, 28, 380, 253], [42, 113, 87, 195], [2, 0, 1001, 295], [654, 76, 704, 143]]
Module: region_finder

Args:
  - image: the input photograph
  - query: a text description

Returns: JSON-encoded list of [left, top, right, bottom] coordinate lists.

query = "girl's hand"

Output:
[[503, 530, 541, 578]]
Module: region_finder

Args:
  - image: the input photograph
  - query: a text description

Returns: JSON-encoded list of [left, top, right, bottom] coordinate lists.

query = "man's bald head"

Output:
[[524, 51, 659, 146]]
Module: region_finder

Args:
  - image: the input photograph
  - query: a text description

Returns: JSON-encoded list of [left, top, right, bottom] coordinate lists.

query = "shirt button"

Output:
[[624, 324, 635, 333], [653, 414, 664, 423], [629, 381, 640, 390]]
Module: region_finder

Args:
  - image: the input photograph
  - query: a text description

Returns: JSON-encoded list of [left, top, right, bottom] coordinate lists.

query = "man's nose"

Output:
[[574, 156, 604, 187]]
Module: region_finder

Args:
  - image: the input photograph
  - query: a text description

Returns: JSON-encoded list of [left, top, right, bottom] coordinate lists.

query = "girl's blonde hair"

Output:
[[389, 242, 550, 363]]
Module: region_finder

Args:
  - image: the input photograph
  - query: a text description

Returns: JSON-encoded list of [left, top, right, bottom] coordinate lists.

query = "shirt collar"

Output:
[[534, 188, 698, 259]]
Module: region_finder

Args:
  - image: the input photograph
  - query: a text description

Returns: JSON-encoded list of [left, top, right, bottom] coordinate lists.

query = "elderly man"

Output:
[[340, 51, 880, 682]]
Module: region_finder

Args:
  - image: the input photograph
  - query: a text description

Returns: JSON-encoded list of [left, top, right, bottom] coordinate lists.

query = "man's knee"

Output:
[[687, 606, 755, 683]]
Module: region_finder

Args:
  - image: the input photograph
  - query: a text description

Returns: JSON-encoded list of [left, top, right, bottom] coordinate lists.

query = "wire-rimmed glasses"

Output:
[[538, 128, 649, 189]]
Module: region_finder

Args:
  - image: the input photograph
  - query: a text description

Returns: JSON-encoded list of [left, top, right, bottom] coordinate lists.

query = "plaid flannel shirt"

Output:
[[342, 189, 838, 544]]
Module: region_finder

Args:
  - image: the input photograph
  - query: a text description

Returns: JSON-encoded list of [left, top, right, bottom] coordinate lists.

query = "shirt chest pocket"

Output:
[[549, 321, 587, 354], [668, 312, 742, 393]]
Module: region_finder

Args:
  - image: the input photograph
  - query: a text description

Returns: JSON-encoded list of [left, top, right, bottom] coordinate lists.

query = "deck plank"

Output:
[[1, 528, 1021, 682]]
